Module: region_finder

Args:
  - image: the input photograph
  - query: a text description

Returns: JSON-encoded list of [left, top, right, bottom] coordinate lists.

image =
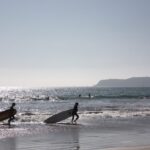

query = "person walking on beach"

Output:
[[71, 102, 79, 124], [8, 103, 16, 126]]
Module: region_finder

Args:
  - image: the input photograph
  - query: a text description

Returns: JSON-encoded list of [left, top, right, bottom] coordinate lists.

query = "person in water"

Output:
[[78, 94, 81, 98], [8, 103, 16, 126], [88, 93, 91, 99], [72, 102, 79, 124]]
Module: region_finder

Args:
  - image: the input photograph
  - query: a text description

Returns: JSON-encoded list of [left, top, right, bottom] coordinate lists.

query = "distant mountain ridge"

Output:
[[96, 77, 150, 87]]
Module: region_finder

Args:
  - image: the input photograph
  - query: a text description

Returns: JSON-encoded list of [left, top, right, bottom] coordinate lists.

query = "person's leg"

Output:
[[74, 114, 79, 123], [12, 116, 15, 120], [71, 115, 75, 124], [8, 115, 15, 126], [8, 118, 11, 125], [8, 117, 12, 127]]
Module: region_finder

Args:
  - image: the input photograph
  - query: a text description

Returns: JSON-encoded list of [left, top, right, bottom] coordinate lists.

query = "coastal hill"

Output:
[[95, 77, 150, 87]]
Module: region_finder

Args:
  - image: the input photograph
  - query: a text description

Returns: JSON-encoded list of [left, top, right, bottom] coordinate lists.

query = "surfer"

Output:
[[88, 93, 91, 99], [8, 103, 16, 126], [71, 102, 79, 124]]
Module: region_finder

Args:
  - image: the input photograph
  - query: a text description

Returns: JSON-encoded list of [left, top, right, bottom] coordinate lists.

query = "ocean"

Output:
[[0, 87, 150, 150]]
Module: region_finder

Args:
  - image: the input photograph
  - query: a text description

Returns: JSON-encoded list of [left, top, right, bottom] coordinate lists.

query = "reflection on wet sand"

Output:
[[15, 125, 81, 150], [0, 137, 16, 150], [70, 127, 80, 150]]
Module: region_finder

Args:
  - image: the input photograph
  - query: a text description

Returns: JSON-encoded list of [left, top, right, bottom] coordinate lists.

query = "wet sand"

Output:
[[0, 123, 150, 150], [110, 147, 150, 150]]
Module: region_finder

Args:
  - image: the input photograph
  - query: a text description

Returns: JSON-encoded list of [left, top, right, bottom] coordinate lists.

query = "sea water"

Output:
[[0, 87, 150, 149]]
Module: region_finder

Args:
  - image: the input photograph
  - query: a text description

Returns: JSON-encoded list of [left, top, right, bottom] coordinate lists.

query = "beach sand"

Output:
[[109, 147, 150, 150], [0, 123, 150, 150]]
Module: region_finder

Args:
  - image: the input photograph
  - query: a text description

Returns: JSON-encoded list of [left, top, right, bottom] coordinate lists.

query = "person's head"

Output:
[[75, 102, 78, 106], [12, 103, 16, 107]]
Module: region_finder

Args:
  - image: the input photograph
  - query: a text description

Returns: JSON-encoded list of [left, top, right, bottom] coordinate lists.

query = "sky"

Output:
[[0, 0, 150, 87]]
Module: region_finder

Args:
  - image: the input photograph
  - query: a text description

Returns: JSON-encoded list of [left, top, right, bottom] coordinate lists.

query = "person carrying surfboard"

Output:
[[71, 102, 79, 124], [8, 103, 16, 126]]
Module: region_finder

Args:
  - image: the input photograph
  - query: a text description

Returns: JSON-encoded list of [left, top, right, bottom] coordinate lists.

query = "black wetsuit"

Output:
[[72, 103, 79, 123], [8, 105, 15, 126]]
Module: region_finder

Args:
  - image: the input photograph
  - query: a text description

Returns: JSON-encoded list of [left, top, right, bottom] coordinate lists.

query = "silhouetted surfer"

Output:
[[8, 103, 16, 127], [72, 102, 79, 124], [88, 93, 91, 99]]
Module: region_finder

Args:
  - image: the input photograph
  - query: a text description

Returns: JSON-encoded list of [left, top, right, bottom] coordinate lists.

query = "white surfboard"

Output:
[[44, 109, 73, 124]]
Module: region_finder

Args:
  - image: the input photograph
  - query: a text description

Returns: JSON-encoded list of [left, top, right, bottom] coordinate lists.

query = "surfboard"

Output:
[[0, 109, 17, 122], [44, 109, 73, 124]]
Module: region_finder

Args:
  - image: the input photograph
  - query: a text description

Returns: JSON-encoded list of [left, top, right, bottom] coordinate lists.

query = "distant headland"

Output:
[[95, 77, 150, 87]]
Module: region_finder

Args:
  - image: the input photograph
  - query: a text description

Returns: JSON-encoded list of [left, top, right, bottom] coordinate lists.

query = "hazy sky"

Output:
[[0, 0, 150, 87]]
